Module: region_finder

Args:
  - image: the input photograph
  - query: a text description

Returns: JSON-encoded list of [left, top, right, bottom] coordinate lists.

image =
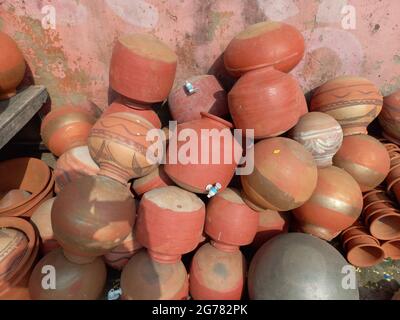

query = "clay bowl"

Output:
[[341, 227, 379, 248], [381, 239, 400, 260], [346, 236, 385, 267], [368, 211, 400, 240], [363, 203, 399, 226]]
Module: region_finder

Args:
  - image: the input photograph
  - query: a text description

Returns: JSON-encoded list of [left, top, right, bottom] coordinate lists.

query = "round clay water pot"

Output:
[[381, 239, 400, 259], [345, 237, 385, 267], [29, 249, 107, 300], [248, 233, 360, 300], [164, 112, 242, 194], [223, 21, 305, 76], [293, 166, 363, 240], [189, 243, 246, 300], [132, 165, 174, 196], [136, 186, 205, 263], [110, 34, 177, 103], [168, 75, 228, 124], [0, 31, 26, 100], [368, 211, 400, 240], [0, 190, 31, 210], [241, 137, 318, 211], [290, 112, 343, 167], [228, 67, 307, 139], [121, 250, 188, 300], [54, 146, 99, 192], [379, 90, 400, 144], [205, 188, 258, 251], [51, 175, 136, 264], [333, 135, 390, 192], [103, 99, 162, 129], [30, 197, 60, 255], [40, 107, 96, 157], [88, 112, 157, 184], [310, 76, 383, 136], [104, 230, 143, 270]]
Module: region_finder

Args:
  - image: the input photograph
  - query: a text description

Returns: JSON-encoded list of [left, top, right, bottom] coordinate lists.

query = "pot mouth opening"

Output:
[[382, 241, 400, 259], [371, 215, 400, 239], [348, 245, 385, 266]]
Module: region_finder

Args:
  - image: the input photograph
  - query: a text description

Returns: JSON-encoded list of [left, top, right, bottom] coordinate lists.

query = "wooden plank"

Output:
[[0, 86, 48, 150]]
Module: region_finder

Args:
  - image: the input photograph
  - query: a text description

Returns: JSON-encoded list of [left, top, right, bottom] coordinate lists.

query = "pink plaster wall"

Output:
[[1, 0, 400, 111]]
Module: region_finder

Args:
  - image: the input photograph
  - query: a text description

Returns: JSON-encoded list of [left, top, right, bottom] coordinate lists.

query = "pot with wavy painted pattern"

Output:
[[290, 112, 343, 167], [293, 166, 363, 241], [310, 76, 383, 136]]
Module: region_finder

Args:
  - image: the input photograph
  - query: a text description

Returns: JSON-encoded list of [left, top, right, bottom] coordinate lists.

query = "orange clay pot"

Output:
[[0, 190, 30, 210], [189, 243, 246, 300], [121, 250, 189, 300], [368, 211, 400, 241], [205, 188, 258, 252], [223, 21, 305, 76], [40, 107, 96, 157], [168, 75, 228, 124], [378, 89, 400, 144], [131, 165, 174, 196], [293, 166, 363, 241], [0, 31, 26, 100], [110, 34, 177, 104], [310, 76, 383, 136], [241, 137, 318, 211], [228, 67, 307, 139], [135, 186, 205, 263], [345, 236, 385, 267], [341, 227, 379, 248], [381, 239, 400, 260]]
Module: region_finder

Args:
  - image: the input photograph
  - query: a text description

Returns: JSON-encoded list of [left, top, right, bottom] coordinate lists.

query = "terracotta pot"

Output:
[[290, 112, 343, 167], [293, 166, 363, 240], [110, 34, 177, 103], [205, 188, 258, 251], [251, 210, 289, 250], [345, 237, 385, 267], [189, 243, 246, 300], [241, 137, 318, 211], [52, 175, 136, 264], [40, 107, 96, 157], [223, 21, 305, 76], [368, 211, 400, 240], [0, 190, 31, 210], [136, 186, 205, 263], [30, 197, 60, 255], [381, 239, 400, 260], [54, 146, 99, 192], [103, 99, 162, 129], [333, 135, 390, 192], [294, 222, 341, 241], [363, 202, 398, 226], [29, 249, 107, 300], [131, 165, 174, 196], [310, 76, 383, 136], [0, 32, 26, 100], [164, 112, 242, 194], [341, 228, 379, 248], [168, 75, 228, 124], [378, 90, 400, 144], [88, 112, 157, 184], [104, 230, 143, 270], [228, 67, 307, 139], [121, 250, 188, 300]]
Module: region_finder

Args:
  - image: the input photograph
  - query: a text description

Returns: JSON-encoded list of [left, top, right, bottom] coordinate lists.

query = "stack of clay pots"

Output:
[[379, 89, 400, 145]]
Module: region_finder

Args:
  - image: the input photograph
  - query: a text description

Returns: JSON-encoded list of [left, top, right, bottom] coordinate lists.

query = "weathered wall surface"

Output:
[[1, 0, 399, 111]]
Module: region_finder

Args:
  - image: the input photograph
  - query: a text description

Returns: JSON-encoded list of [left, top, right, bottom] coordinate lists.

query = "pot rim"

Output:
[[200, 112, 233, 129]]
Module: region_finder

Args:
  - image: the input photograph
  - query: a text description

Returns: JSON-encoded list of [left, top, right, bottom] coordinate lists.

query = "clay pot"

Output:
[[40, 107, 96, 157], [0, 32, 26, 100], [121, 250, 188, 300], [345, 237, 385, 267], [290, 112, 343, 167], [333, 135, 390, 192], [29, 249, 107, 300], [293, 166, 363, 241], [378, 90, 400, 144], [223, 21, 305, 76], [103, 99, 162, 129], [310, 76, 383, 136], [110, 34, 177, 103], [54, 145, 99, 192], [241, 137, 318, 211], [381, 239, 400, 259], [168, 75, 228, 124], [341, 227, 379, 248], [131, 165, 173, 196], [189, 243, 246, 300], [88, 112, 157, 184], [30, 197, 60, 255], [52, 175, 136, 264], [136, 186, 205, 263], [104, 230, 143, 270], [0, 190, 31, 210], [228, 67, 307, 139], [205, 188, 258, 251], [368, 211, 400, 240], [164, 112, 242, 194]]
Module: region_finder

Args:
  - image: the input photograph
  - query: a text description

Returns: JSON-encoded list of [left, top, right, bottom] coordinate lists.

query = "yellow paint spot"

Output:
[[273, 149, 280, 154]]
